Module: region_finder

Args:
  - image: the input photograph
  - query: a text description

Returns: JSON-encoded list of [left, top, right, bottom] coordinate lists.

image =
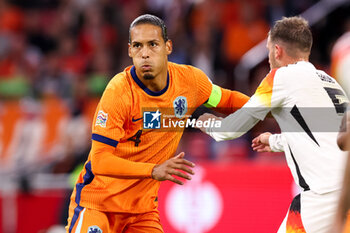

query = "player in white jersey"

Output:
[[197, 16, 349, 233]]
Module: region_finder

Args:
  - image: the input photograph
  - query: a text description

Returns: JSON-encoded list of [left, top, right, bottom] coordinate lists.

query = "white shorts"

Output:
[[277, 190, 341, 233]]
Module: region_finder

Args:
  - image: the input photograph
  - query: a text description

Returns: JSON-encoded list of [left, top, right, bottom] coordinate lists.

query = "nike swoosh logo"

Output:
[[132, 117, 143, 122]]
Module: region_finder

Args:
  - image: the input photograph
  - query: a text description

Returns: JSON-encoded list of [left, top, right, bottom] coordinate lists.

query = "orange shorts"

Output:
[[66, 202, 163, 233]]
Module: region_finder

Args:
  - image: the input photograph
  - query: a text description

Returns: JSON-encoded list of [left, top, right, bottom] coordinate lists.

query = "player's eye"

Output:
[[133, 43, 141, 48], [150, 42, 157, 47]]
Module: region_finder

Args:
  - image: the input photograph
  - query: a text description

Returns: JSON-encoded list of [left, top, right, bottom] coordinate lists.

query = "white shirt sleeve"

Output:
[[268, 134, 286, 152], [207, 108, 260, 141], [205, 69, 284, 141]]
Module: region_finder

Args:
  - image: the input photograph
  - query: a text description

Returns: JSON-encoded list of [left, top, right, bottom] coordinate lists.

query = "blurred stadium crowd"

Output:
[[0, 0, 349, 178]]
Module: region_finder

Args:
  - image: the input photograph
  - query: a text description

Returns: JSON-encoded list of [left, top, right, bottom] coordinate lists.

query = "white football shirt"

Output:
[[208, 61, 348, 194]]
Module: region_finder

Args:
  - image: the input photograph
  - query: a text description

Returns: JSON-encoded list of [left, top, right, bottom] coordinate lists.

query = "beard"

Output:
[[143, 73, 155, 80]]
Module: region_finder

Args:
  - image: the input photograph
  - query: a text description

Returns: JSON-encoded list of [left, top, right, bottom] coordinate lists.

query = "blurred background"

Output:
[[0, 0, 349, 232]]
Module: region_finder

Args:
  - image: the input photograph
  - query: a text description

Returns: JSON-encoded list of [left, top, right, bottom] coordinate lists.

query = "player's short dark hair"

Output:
[[269, 16, 313, 55], [129, 14, 168, 43]]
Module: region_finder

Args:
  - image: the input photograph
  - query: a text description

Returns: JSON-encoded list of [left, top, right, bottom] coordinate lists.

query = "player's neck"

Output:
[[282, 56, 309, 67]]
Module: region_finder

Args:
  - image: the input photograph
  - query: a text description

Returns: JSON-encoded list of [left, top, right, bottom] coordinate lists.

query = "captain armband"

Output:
[[203, 84, 222, 108]]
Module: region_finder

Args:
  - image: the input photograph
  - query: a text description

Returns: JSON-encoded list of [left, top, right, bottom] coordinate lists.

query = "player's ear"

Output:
[[128, 43, 132, 57], [166, 39, 173, 55], [275, 44, 282, 59]]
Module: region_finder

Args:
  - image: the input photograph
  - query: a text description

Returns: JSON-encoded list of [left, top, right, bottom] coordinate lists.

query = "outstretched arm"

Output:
[[197, 109, 260, 141], [197, 69, 280, 142], [91, 140, 195, 185]]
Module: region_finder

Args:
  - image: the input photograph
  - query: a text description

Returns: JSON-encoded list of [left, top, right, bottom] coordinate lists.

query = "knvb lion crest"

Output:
[[88, 225, 102, 233], [173, 96, 187, 119]]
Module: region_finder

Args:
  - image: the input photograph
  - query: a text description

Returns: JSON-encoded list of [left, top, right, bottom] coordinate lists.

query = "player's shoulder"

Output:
[[259, 66, 293, 91], [261, 68, 278, 85], [101, 66, 133, 106], [168, 62, 210, 87], [278, 61, 315, 75], [315, 69, 336, 82], [273, 61, 314, 84], [168, 62, 203, 75], [315, 69, 345, 93], [106, 66, 132, 92]]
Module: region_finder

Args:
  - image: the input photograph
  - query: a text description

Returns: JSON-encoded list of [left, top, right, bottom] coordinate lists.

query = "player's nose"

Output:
[[141, 47, 150, 59]]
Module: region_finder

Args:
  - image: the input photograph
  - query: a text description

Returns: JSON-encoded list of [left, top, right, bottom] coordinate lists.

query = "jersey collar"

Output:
[[130, 66, 169, 96]]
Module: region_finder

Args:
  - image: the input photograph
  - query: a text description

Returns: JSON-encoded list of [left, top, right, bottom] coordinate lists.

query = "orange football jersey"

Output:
[[68, 62, 249, 221], [69, 62, 214, 213]]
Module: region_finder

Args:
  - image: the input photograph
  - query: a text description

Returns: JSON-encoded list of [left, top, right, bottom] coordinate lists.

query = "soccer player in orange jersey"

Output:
[[66, 14, 249, 233]]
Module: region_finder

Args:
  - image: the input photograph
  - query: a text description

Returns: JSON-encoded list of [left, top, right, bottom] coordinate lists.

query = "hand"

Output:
[[251, 132, 272, 152], [196, 113, 221, 133], [151, 152, 195, 185]]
